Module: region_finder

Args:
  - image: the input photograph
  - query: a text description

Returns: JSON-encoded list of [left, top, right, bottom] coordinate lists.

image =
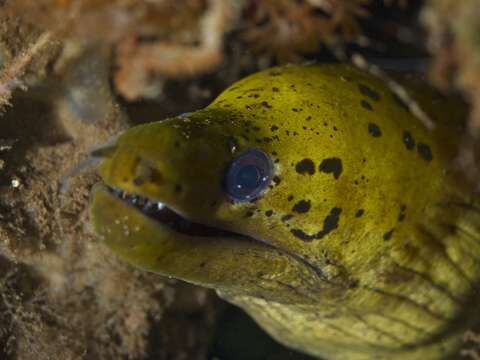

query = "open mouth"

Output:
[[106, 186, 239, 238]]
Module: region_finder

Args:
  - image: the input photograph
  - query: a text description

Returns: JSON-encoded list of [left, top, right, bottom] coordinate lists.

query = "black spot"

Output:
[[292, 200, 311, 213], [287, 195, 294, 201], [383, 229, 394, 241], [245, 211, 254, 218], [265, 210, 274, 217], [418, 143, 433, 162], [133, 177, 145, 186], [281, 214, 294, 222], [174, 184, 183, 193], [403, 131, 415, 150], [199, 262, 207, 268], [295, 159, 315, 175], [361, 100, 373, 111], [272, 176, 281, 186], [292, 108, 299, 112], [290, 207, 342, 242], [306, 116, 312, 121], [355, 209, 364, 218], [270, 125, 279, 132], [319, 158, 343, 179], [368, 123, 382, 137], [272, 87, 280, 92], [290, 229, 311, 241], [359, 84, 381, 101], [261, 101, 272, 109]]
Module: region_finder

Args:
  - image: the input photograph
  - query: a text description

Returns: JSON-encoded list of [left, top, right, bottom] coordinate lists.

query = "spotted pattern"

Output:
[[290, 207, 342, 242], [383, 229, 395, 241], [361, 100, 373, 111], [359, 84, 381, 101], [292, 200, 311, 214], [319, 158, 343, 179], [417, 143, 433, 162], [295, 159, 315, 175], [368, 123, 382, 137]]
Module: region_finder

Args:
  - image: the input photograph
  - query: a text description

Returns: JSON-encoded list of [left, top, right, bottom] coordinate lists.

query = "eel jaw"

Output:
[[105, 185, 240, 239], [90, 183, 326, 303]]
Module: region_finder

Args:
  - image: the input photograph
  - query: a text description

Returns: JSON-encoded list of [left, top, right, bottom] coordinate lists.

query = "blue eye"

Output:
[[224, 148, 273, 202]]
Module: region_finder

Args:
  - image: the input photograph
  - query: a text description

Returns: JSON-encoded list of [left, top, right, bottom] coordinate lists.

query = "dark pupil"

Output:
[[236, 165, 260, 190]]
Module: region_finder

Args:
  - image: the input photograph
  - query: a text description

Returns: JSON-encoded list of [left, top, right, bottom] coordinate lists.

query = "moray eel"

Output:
[[90, 64, 480, 359]]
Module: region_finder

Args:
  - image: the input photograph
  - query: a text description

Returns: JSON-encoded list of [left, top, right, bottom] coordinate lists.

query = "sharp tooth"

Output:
[[112, 188, 123, 196], [143, 200, 153, 211], [130, 196, 138, 205]]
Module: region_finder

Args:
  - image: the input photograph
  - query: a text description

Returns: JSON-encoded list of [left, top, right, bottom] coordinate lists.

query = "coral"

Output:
[[114, 0, 234, 100], [8, 0, 236, 100], [242, 0, 370, 62], [0, 5, 59, 111]]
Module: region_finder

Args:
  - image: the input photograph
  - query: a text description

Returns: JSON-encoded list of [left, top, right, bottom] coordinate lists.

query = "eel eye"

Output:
[[224, 148, 273, 202]]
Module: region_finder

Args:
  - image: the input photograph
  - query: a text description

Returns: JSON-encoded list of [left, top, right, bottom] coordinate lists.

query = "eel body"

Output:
[[90, 64, 480, 359]]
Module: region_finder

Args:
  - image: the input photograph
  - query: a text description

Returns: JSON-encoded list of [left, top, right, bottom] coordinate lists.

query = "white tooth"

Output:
[[156, 202, 165, 211]]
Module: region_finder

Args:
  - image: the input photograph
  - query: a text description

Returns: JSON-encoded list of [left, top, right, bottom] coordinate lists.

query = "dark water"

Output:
[[208, 305, 316, 360]]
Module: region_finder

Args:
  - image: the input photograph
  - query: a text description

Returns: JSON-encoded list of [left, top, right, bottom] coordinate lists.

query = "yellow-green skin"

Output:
[[90, 64, 480, 359]]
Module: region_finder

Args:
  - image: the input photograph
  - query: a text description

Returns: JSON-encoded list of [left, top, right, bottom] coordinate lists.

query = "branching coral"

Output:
[[9, 0, 236, 100], [242, 0, 370, 62], [0, 5, 58, 112], [114, 0, 234, 100]]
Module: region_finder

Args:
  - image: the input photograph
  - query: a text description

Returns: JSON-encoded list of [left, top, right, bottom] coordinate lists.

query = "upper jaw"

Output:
[[102, 183, 260, 240]]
